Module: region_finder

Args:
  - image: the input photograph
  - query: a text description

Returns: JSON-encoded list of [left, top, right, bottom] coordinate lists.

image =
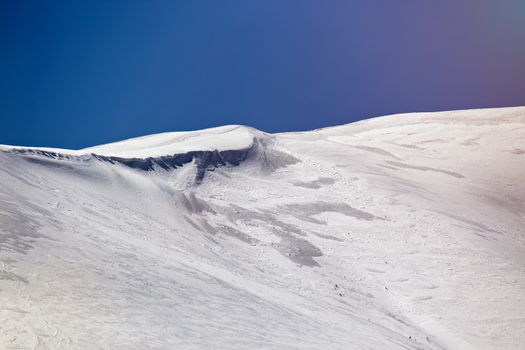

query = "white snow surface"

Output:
[[0, 125, 259, 158], [83, 125, 260, 158], [0, 107, 524, 349]]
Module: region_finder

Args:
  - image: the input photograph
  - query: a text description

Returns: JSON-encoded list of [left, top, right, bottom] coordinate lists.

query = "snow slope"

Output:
[[0, 107, 524, 349], [83, 125, 261, 158], [0, 125, 260, 157]]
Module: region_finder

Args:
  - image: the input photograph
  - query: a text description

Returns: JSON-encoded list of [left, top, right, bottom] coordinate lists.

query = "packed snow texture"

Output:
[[0, 107, 524, 350]]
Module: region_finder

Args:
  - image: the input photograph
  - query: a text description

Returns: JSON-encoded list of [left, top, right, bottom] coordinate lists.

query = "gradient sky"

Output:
[[1, 1, 525, 149]]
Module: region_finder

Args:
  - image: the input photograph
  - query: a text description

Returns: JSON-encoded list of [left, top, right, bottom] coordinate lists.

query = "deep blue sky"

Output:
[[1, 1, 525, 149]]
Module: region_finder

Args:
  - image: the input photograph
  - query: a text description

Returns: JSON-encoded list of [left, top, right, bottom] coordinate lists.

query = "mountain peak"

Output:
[[82, 124, 264, 158]]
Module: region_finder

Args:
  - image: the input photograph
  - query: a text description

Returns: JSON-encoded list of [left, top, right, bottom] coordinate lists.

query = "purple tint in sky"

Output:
[[1, 1, 524, 149]]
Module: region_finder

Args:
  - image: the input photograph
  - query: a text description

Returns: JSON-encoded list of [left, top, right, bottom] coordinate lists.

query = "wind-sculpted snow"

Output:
[[82, 125, 259, 158], [1, 107, 524, 350], [96, 148, 253, 181], [3, 126, 299, 183]]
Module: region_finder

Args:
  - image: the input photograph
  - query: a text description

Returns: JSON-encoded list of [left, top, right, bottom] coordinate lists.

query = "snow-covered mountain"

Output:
[[1, 107, 524, 350]]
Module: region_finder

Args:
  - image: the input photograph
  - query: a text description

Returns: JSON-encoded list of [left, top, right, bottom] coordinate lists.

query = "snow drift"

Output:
[[0, 107, 524, 349]]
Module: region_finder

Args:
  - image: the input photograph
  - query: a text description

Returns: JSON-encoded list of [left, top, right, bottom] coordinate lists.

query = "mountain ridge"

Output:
[[0, 106, 524, 349]]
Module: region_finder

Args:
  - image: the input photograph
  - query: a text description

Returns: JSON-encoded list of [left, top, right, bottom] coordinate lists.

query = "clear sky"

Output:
[[1, 1, 525, 149]]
